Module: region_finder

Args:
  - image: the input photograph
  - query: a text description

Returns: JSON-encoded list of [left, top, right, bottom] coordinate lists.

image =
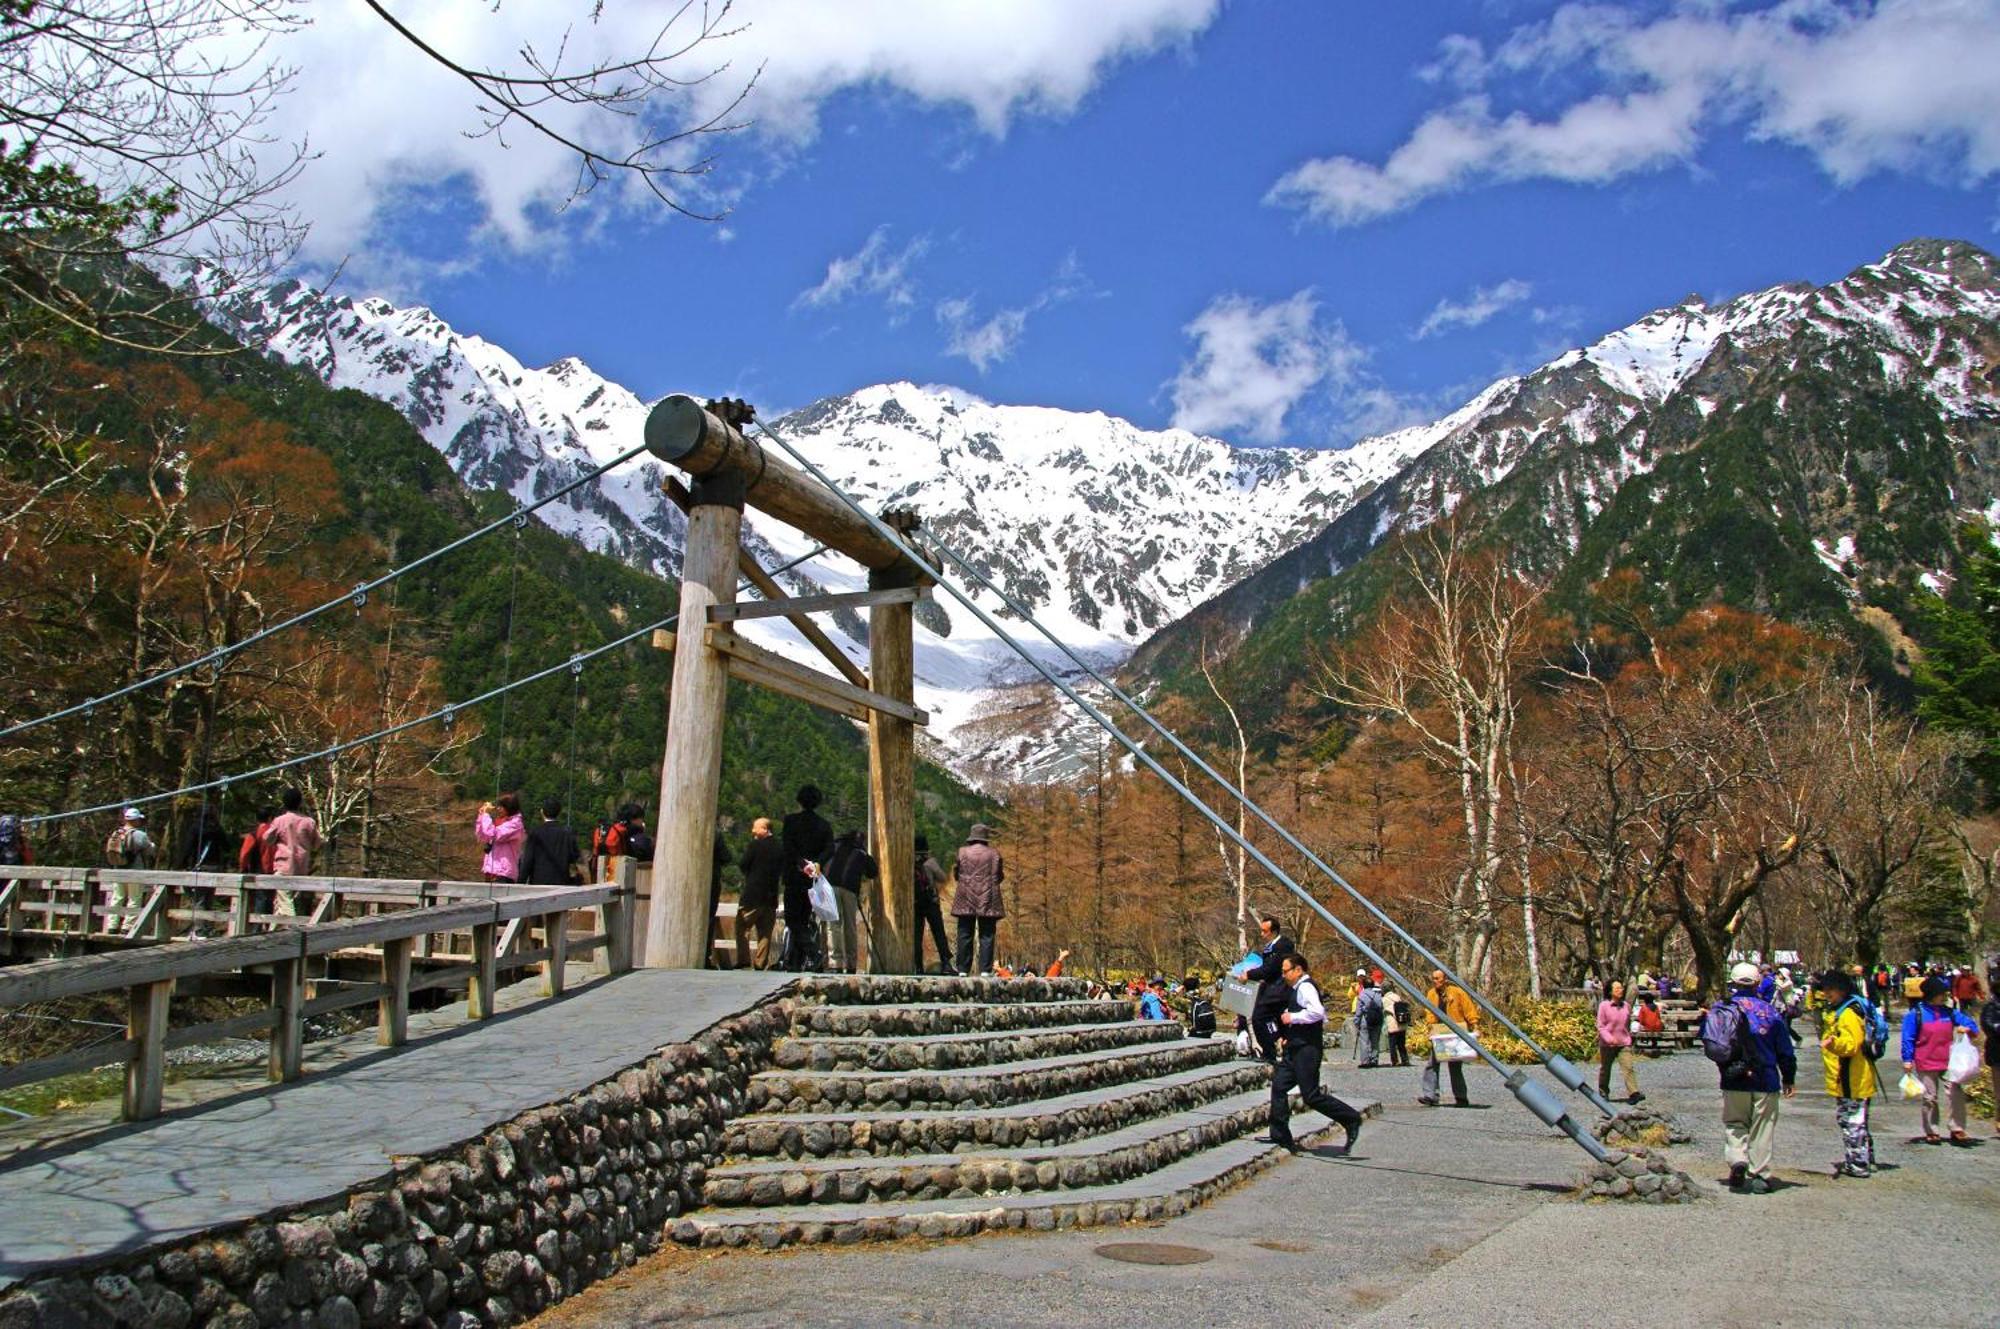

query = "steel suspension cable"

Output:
[[492, 521, 525, 791], [24, 544, 829, 828], [749, 419, 1611, 1162], [908, 526, 1613, 1118], [0, 442, 653, 742]]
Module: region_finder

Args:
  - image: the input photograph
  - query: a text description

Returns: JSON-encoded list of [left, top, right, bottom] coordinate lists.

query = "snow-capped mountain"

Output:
[[1132, 237, 2000, 683], [209, 282, 1434, 774]]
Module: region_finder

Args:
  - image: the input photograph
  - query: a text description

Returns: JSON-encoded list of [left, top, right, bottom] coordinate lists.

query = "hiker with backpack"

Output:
[[1354, 972, 1384, 1068], [105, 807, 156, 920], [1381, 983, 1412, 1066], [1900, 974, 1982, 1145], [823, 828, 877, 973], [1813, 968, 1881, 1178], [1704, 962, 1797, 1193], [0, 813, 33, 869], [1596, 979, 1645, 1104]]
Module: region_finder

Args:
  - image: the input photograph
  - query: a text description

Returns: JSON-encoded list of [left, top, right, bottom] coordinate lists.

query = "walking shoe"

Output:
[[1726, 1164, 1747, 1189], [1627, 1092, 1646, 1104], [1948, 1131, 1973, 1146], [1745, 1175, 1771, 1194], [1343, 1120, 1363, 1153], [1451, 1099, 1472, 1108], [1416, 1096, 1440, 1107], [1831, 1163, 1871, 1179], [1257, 1135, 1301, 1153]]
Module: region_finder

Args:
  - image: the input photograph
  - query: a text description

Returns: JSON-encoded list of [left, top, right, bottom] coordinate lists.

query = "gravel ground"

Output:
[[529, 1040, 2000, 1329]]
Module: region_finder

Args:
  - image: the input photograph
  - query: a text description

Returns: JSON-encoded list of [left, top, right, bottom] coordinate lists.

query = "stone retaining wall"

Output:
[[0, 998, 798, 1329], [746, 1038, 1230, 1114]]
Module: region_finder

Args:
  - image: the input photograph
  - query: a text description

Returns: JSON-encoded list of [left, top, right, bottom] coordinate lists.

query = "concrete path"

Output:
[[0, 968, 792, 1286], [532, 1040, 2000, 1329]]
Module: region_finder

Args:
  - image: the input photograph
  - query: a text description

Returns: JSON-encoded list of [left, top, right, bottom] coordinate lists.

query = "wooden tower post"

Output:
[[865, 516, 924, 974], [644, 473, 743, 968]]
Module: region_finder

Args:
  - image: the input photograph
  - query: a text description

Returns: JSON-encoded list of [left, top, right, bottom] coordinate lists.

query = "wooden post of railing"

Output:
[[605, 857, 636, 975], [542, 907, 568, 997], [124, 978, 172, 1121], [379, 936, 412, 1047], [468, 916, 498, 1019], [270, 956, 305, 1082], [230, 881, 252, 936]]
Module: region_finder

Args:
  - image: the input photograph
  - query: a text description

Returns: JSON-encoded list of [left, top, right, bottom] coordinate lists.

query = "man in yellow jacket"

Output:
[[1419, 969, 1480, 1107], [1816, 968, 1879, 1179]]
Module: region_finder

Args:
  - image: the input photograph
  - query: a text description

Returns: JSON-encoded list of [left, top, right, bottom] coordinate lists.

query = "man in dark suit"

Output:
[[781, 785, 834, 971], [1246, 913, 1295, 1062]]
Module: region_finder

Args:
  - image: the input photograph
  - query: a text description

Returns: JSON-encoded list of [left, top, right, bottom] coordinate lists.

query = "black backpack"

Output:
[[1188, 997, 1216, 1037], [0, 815, 22, 866]]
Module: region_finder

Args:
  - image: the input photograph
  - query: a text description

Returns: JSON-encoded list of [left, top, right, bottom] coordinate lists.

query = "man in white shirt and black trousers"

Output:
[[1263, 951, 1364, 1155]]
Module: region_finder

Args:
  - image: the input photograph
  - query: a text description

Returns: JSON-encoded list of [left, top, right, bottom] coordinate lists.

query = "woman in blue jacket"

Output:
[[1900, 975, 1981, 1144]]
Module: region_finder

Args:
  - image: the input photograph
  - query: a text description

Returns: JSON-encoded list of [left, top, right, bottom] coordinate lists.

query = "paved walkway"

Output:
[[0, 968, 792, 1286], [533, 1040, 2000, 1329]]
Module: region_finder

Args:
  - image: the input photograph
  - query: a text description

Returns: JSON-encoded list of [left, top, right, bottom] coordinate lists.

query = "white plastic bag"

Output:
[[806, 865, 840, 923], [1946, 1028, 1982, 1085], [1899, 1071, 1924, 1101]]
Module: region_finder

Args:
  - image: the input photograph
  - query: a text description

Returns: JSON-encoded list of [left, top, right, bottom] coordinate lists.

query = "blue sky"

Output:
[[276, 1, 2000, 448]]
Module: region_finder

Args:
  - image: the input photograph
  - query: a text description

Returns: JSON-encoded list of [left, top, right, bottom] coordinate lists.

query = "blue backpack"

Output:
[[1838, 996, 1890, 1062], [1702, 997, 1769, 1076]]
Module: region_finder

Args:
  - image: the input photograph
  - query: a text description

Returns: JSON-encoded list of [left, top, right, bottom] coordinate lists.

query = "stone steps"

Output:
[[745, 1036, 1231, 1114], [705, 1087, 1381, 1207], [791, 998, 1138, 1039], [672, 1110, 1370, 1250], [723, 1059, 1271, 1159], [769, 1019, 1190, 1073]]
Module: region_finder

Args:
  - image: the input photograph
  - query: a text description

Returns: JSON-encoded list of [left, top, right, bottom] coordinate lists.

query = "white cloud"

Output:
[[934, 251, 1097, 373], [1269, 0, 2000, 226], [1168, 291, 1369, 444], [1414, 278, 1534, 339], [220, 0, 1220, 283], [795, 226, 928, 310], [937, 298, 1031, 373]]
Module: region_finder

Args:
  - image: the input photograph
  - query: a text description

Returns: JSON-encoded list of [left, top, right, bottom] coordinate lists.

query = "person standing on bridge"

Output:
[[737, 818, 783, 970], [950, 822, 1003, 976], [518, 797, 581, 886], [781, 785, 833, 971], [824, 828, 876, 974], [476, 793, 526, 883], [1263, 952, 1364, 1155], [262, 788, 319, 915], [913, 834, 953, 975]]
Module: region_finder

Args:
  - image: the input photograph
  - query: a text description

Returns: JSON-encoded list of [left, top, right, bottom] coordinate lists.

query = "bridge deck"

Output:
[[0, 968, 792, 1287]]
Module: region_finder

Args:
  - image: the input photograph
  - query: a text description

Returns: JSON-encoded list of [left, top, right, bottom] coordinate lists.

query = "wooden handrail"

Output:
[[0, 878, 633, 1121]]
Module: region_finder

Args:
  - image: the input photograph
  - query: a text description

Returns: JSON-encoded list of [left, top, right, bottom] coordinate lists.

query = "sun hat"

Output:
[[1728, 961, 1760, 987]]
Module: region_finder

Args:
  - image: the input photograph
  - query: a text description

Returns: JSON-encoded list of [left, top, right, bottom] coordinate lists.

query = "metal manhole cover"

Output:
[[1093, 1242, 1214, 1266]]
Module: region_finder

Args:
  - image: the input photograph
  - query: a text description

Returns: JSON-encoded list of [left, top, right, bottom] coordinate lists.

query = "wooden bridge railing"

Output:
[[0, 867, 636, 1121]]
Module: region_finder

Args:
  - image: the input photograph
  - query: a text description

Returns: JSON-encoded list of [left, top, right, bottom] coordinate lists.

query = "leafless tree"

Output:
[[1311, 519, 1544, 986]]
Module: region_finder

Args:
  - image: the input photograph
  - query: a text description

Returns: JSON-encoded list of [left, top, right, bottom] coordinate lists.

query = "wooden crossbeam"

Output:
[[652, 628, 924, 725], [707, 585, 929, 623], [706, 626, 928, 726]]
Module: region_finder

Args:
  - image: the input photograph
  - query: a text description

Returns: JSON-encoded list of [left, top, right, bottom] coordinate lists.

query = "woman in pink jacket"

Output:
[[1596, 979, 1644, 1104], [476, 793, 526, 883]]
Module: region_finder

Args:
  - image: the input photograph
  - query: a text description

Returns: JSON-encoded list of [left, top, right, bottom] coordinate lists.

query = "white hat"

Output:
[[122, 807, 145, 822], [1729, 961, 1760, 986]]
